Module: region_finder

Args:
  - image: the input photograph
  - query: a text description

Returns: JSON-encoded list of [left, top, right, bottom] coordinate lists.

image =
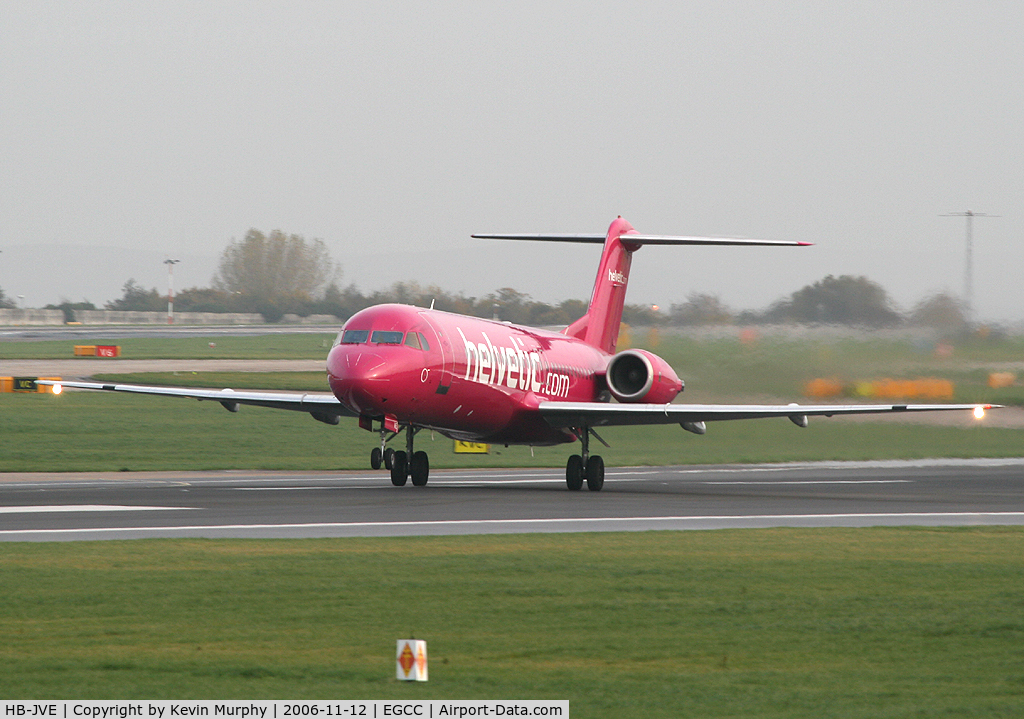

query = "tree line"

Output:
[[17, 228, 972, 332]]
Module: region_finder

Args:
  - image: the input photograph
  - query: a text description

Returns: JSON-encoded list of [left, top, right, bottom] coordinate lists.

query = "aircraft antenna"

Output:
[[939, 210, 999, 324]]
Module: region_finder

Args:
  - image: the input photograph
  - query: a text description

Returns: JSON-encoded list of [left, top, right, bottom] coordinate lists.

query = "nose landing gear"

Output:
[[370, 429, 397, 470]]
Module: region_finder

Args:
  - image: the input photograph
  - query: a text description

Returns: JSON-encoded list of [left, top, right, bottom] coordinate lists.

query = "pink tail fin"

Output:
[[563, 217, 638, 354]]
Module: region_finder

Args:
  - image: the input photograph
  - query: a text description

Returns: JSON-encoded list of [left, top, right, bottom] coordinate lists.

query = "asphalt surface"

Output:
[[0, 325, 336, 341], [2, 459, 1023, 541]]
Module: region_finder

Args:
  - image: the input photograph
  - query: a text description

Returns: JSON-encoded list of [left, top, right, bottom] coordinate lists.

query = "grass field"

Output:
[[2, 390, 1022, 472], [3, 329, 1023, 472], [1, 530, 1022, 716], [4, 330, 1023, 715]]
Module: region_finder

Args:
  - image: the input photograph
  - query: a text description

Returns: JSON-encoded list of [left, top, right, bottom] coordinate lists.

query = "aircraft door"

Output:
[[422, 314, 453, 395]]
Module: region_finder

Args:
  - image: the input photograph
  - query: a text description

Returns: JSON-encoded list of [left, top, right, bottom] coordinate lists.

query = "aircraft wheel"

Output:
[[384, 447, 395, 470], [585, 455, 605, 492], [566, 455, 584, 491], [370, 447, 383, 470], [390, 451, 408, 486], [410, 451, 430, 486]]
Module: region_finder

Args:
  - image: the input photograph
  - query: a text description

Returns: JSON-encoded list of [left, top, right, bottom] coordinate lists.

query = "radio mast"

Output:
[[940, 210, 999, 323]]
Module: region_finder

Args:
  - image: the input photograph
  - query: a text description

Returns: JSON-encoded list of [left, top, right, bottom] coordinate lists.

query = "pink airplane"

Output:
[[44, 217, 993, 490]]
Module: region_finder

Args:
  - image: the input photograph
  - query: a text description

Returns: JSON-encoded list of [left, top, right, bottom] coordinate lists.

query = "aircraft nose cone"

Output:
[[327, 347, 389, 414]]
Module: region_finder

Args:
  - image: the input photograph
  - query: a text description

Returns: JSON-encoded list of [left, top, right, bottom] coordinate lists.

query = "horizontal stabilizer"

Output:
[[473, 233, 811, 247]]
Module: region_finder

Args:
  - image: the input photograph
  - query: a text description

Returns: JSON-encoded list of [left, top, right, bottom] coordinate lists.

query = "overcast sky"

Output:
[[2, 1, 1021, 322]]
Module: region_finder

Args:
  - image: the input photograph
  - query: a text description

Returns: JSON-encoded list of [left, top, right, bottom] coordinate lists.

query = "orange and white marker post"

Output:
[[396, 639, 428, 681]]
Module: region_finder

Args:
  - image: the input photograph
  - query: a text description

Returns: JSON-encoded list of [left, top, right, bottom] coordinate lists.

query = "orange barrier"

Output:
[[988, 372, 1016, 389], [0, 377, 62, 393], [805, 377, 955, 400], [803, 377, 845, 398], [73, 345, 120, 357]]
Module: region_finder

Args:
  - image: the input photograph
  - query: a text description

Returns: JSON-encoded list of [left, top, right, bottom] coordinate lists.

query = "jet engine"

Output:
[[605, 349, 684, 404]]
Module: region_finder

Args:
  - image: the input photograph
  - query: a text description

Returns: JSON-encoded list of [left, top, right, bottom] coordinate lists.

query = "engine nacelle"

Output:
[[605, 349, 684, 404]]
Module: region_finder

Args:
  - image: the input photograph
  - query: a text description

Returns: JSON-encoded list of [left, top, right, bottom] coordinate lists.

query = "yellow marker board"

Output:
[[454, 441, 489, 454]]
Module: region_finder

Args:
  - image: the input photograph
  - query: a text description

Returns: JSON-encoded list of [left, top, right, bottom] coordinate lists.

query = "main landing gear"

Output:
[[373, 424, 429, 487], [566, 426, 606, 491]]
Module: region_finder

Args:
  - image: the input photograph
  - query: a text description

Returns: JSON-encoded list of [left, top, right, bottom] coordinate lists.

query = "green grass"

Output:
[[1, 530, 1022, 716], [4, 328, 1023, 472], [1, 392, 1021, 472]]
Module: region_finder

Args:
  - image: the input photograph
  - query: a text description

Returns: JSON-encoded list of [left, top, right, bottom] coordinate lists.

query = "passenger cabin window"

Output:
[[340, 329, 369, 344], [371, 330, 404, 344]]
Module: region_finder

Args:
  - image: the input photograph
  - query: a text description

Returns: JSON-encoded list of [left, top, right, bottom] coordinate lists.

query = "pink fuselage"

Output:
[[327, 304, 610, 445]]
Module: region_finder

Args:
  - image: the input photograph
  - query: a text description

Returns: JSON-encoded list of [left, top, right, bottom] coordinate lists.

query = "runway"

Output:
[[2, 458, 1023, 541]]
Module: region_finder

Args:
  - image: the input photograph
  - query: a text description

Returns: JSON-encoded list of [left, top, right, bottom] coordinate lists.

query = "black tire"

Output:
[[566, 454, 584, 491], [585, 455, 605, 492], [384, 447, 395, 470], [390, 450, 408, 486], [410, 451, 430, 486], [370, 447, 383, 470]]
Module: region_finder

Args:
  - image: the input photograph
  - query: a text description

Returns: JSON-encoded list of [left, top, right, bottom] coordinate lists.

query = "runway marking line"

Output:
[[233, 478, 915, 490], [0, 505, 196, 514], [3, 512, 1024, 537]]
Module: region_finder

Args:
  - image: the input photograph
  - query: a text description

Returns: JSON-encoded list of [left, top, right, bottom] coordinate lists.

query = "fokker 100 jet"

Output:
[[43, 217, 994, 491]]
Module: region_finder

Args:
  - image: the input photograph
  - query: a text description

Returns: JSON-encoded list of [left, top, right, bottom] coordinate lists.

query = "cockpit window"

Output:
[[404, 332, 422, 349], [340, 329, 369, 344], [371, 330, 404, 344], [417, 332, 430, 351]]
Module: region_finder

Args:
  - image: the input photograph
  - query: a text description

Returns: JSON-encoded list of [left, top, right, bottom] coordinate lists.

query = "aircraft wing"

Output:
[[538, 401, 995, 429], [37, 380, 353, 423]]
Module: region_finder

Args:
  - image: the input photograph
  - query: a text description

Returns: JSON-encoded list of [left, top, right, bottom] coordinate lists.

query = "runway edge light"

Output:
[[396, 639, 428, 681]]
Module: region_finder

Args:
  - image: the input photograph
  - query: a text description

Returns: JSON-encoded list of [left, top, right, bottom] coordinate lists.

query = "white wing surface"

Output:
[[538, 401, 994, 428], [37, 380, 352, 424]]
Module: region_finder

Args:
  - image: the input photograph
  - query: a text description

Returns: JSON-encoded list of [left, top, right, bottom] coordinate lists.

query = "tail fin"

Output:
[[562, 217, 637, 353], [473, 218, 810, 354]]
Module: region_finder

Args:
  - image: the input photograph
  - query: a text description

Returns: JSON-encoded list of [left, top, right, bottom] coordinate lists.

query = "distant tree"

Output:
[[764, 275, 902, 327], [0, 287, 15, 309], [558, 299, 588, 324], [212, 230, 340, 320], [486, 288, 533, 324], [317, 282, 371, 320], [44, 298, 97, 323], [909, 292, 968, 332], [106, 279, 164, 311], [670, 293, 733, 325], [175, 287, 236, 313], [621, 303, 665, 326]]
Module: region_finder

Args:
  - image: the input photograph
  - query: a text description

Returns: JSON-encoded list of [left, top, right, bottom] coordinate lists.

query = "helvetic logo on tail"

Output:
[[608, 268, 627, 286]]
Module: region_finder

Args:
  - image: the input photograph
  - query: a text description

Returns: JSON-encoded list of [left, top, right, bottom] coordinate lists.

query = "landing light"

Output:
[[53, 383, 63, 395], [974, 405, 986, 420]]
